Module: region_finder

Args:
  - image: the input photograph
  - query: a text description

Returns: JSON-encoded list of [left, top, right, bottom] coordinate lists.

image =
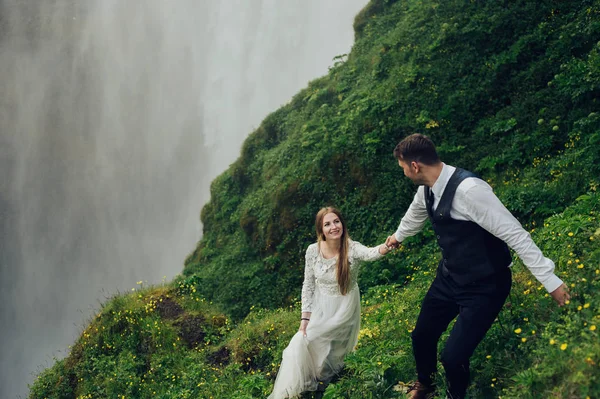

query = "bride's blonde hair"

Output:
[[315, 207, 351, 295]]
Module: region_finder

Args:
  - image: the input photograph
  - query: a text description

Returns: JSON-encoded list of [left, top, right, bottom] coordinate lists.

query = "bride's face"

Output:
[[322, 212, 343, 241]]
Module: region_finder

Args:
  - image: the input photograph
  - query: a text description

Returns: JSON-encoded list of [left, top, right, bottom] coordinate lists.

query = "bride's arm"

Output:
[[300, 245, 317, 336], [351, 240, 392, 261]]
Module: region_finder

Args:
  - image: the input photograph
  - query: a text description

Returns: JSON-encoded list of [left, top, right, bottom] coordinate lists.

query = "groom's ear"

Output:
[[410, 161, 420, 172]]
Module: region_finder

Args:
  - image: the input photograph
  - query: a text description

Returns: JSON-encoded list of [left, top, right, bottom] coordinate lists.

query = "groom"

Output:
[[385, 134, 570, 399]]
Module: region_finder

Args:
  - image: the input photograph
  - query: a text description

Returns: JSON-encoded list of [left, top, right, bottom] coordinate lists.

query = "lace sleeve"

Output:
[[350, 240, 383, 262], [301, 244, 318, 312]]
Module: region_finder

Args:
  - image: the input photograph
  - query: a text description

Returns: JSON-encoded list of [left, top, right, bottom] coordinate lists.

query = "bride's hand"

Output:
[[299, 319, 309, 337], [379, 243, 393, 255], [385, 235, 399, 248]]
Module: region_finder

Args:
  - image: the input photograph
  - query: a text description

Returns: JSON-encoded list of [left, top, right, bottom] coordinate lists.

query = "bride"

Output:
[[268, 206, 393, 398]]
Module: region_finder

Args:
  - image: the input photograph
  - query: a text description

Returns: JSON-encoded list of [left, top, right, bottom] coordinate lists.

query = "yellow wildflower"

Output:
[[560, 343, 568, 351]]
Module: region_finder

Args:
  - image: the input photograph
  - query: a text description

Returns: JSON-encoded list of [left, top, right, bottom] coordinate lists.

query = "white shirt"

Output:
[[394, 163, 563, 293]]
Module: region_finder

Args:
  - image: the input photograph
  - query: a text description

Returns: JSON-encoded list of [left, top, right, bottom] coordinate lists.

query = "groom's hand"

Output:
[[385, 235, 400, 248], [550, 283, 570, 307]]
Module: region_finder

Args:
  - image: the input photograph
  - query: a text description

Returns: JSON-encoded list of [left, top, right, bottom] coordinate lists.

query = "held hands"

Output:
[[550, 283, 571, 307], [385, 235, 400, 249], [380, 235, 400, 255]]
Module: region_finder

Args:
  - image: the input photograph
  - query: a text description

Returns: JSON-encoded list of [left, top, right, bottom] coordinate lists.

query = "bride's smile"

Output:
[[322, 213, 343, 240]]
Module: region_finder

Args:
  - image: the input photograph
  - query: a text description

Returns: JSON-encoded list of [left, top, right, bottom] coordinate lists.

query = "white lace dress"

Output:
[[268, 240, 383, 399]]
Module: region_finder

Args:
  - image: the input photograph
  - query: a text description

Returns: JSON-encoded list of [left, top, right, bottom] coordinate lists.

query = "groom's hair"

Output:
[[393, 133, 440, 165]]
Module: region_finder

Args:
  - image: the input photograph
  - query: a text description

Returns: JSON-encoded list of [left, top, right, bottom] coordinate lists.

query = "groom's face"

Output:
[[398, 159, 424, 185]]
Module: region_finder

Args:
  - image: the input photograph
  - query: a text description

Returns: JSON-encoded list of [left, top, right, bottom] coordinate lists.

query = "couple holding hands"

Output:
[[268, 134, 570, 399]]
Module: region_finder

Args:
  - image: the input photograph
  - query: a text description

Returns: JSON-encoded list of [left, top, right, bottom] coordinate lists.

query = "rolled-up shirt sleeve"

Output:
[[456, 181, 563, 293], [394, 186, 429, 242]]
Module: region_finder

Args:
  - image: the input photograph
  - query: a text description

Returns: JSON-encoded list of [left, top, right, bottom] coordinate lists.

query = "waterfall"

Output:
[[0, 1, 366, 396]]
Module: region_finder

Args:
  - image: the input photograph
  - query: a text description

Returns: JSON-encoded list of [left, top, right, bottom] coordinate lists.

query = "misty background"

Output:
[[0, 1, 366, 397]]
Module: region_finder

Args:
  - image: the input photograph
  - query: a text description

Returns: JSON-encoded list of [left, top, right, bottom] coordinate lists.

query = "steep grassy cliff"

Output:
[[30, 0, 600, 397], [183, 0, 600, 320]]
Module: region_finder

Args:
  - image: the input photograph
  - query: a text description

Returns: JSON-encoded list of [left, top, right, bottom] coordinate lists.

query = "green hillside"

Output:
[[30, 0, 600, 398]]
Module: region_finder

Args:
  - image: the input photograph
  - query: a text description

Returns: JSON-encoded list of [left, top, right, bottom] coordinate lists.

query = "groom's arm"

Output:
[[388, 186, 429, 246], [456, 179, 569, 305]]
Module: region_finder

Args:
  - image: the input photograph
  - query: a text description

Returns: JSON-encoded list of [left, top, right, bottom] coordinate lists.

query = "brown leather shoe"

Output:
[[406, 381, 436, 399]]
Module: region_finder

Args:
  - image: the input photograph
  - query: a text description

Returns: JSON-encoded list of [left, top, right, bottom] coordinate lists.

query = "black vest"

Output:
[[425, 168, 512, 285]]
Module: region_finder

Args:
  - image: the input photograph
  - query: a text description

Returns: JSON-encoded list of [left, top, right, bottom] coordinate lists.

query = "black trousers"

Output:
[[411, 267, 512, 399]]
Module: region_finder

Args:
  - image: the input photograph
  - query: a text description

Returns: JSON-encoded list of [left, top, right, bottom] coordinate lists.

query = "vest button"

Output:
[[436, 235, 440, 239]]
